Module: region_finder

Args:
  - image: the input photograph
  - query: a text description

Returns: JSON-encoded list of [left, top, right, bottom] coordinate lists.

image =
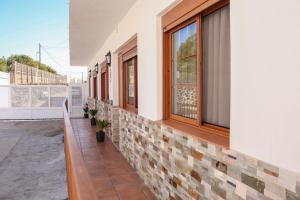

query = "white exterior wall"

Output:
[[230, 0, 300, 172], [88, 0, 179, 119], [87, 0, 300, 172], [0, 72, 10, 85]]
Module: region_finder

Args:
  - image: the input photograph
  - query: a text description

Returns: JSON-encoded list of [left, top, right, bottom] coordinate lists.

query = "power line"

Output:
[[42, 46, 68, 49], [43, 38, 69, 48], [40, 45, 67, 74]]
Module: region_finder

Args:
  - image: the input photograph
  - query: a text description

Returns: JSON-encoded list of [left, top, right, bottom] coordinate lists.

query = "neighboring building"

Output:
[[10, 61, 67, 85], [0, 71, 10, 85], [69, 0, 300, 200]]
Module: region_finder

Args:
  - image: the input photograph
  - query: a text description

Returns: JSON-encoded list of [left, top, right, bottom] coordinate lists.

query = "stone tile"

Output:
[[191, 149, 203, 160], [297, 182, 300, 197], [90, 100, 300, 200], [286, 189, 300, 200], [241, 173, 265, 194]]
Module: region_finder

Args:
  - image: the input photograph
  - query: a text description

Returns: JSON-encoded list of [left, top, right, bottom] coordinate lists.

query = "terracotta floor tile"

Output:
[[89, 169, 110, 179], [142, 186, 157, 200], [106, 167, 131, 176], [97, 187, 118, 199], [118, 193, 148, 200], [98, 195, 119, 200], [71, 118, 156, 200], [111, 174, 141, 186]]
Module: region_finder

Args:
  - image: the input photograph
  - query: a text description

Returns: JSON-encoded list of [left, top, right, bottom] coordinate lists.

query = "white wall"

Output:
[[87, 0, 300, 173], [231, 0, 300, 173], [88, 0, 179, 119], [0, 72, 10, 85]]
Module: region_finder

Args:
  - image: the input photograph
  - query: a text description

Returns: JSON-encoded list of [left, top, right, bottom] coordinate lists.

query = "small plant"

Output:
[[89, 108, 98, 126], [95, 119, 110, 142], [89, 109, 98, 117], [83, 104, 88, 113], [96, 119, 110, 131], [83, 104, 89, 118]]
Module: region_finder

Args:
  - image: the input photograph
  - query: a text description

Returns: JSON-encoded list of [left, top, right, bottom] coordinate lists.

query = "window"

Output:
[[88, 70, 91, 97], [100, 61, 109, 102], [93, 71, 98, 99], [164, 1, 230, 135], [88, 77, 91, 97], [123, 57, 138, 111], [118, 35, 138, 113]]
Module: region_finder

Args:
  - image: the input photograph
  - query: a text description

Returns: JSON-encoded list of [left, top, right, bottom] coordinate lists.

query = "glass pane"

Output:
[[202, 5, 230, 128], [172, 22, 197, 119], [101, 72, 106, 100], [31, 87, 49, 107], [188, 57, 196, 84], [126, 59, 135, 105]]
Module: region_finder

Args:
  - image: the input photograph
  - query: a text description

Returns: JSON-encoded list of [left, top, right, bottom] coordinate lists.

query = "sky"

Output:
[[0, 0, 86, 79]]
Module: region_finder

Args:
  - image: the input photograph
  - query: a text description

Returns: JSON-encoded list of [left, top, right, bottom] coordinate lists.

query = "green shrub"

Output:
[[89, 109, 98, 117], [96, 119, 110, 131]]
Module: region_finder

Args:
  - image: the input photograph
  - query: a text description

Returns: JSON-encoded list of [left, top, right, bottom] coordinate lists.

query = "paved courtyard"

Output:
[[0, 120, 67, 200]]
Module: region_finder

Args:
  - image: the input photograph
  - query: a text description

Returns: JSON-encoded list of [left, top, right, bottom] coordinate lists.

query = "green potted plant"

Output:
[[83, 104, 89, 118], [96, 119, 110, 142], [89, 108, 98, 126]]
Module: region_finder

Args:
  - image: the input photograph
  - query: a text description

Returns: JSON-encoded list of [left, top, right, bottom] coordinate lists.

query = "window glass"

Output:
[[172, 22, 197, 119], [126, 59, 135, 105], [101, 72, 106, 100]]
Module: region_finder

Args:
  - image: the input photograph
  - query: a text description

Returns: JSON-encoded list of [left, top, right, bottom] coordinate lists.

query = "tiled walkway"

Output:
[[71, 118, 156, 200]]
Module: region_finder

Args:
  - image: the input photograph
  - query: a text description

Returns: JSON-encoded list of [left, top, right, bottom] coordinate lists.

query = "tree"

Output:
[[6, 54, 57, 74], [0, 57, 10, 72]]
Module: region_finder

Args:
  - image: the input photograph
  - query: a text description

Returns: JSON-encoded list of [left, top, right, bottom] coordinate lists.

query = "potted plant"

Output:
[[96, 119, 110, 142], [83, 104, 89, 118], [89, 109, 98, 126]]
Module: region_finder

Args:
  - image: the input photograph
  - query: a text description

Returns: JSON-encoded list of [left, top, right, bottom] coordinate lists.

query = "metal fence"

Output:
[[0, 84, 85, 119]]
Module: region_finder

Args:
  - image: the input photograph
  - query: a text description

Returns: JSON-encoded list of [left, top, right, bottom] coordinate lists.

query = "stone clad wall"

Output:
[[89, 98, 300, 200], [118, 109, 300, 200], [88, 98, 120, 148], [87, 97, 96, 109]]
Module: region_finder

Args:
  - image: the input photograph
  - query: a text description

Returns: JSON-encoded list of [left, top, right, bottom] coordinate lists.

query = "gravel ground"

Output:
[[0, 120, 68, 200]]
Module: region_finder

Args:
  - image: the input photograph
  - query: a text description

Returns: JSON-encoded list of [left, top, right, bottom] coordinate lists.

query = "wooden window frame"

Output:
[[163, 0, 230, 138], [92, 71, 98, 100], [117, 35, 138, 114], [123, 56, 138, 113], [100, 61, 109, 102], [88, 76, 91, 97]]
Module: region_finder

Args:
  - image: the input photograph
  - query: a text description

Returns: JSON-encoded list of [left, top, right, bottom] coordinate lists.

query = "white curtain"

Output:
[[202, 5, 230, 128]]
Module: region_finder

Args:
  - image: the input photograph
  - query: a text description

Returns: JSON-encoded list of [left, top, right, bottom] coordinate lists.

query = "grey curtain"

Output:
[[202, 5, 230, 128]]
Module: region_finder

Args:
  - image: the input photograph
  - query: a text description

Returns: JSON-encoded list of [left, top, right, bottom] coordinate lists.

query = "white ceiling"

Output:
[[69, 0, 136, 66]]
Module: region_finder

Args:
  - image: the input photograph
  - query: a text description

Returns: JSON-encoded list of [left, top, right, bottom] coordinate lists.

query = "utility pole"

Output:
[[38, 43, 41, 69]]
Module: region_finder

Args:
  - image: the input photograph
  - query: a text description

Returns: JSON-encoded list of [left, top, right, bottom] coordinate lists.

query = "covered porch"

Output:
[[70, 118, 156, 200]]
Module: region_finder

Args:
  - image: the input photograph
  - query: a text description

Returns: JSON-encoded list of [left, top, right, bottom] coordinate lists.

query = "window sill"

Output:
[[156, 119, 229, 148], [118, 107, 138, 115]]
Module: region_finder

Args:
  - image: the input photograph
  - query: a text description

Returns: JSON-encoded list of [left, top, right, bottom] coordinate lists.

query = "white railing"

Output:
[[0, 84, 85, 119]]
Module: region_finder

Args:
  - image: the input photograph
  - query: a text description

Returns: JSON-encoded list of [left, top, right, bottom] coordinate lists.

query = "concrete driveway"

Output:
[[0, 120, 67, 200]]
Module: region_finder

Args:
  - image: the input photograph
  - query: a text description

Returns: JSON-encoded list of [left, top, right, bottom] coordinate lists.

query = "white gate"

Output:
[[68, 84, 85, 118], [0, 84, 85, 119]]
